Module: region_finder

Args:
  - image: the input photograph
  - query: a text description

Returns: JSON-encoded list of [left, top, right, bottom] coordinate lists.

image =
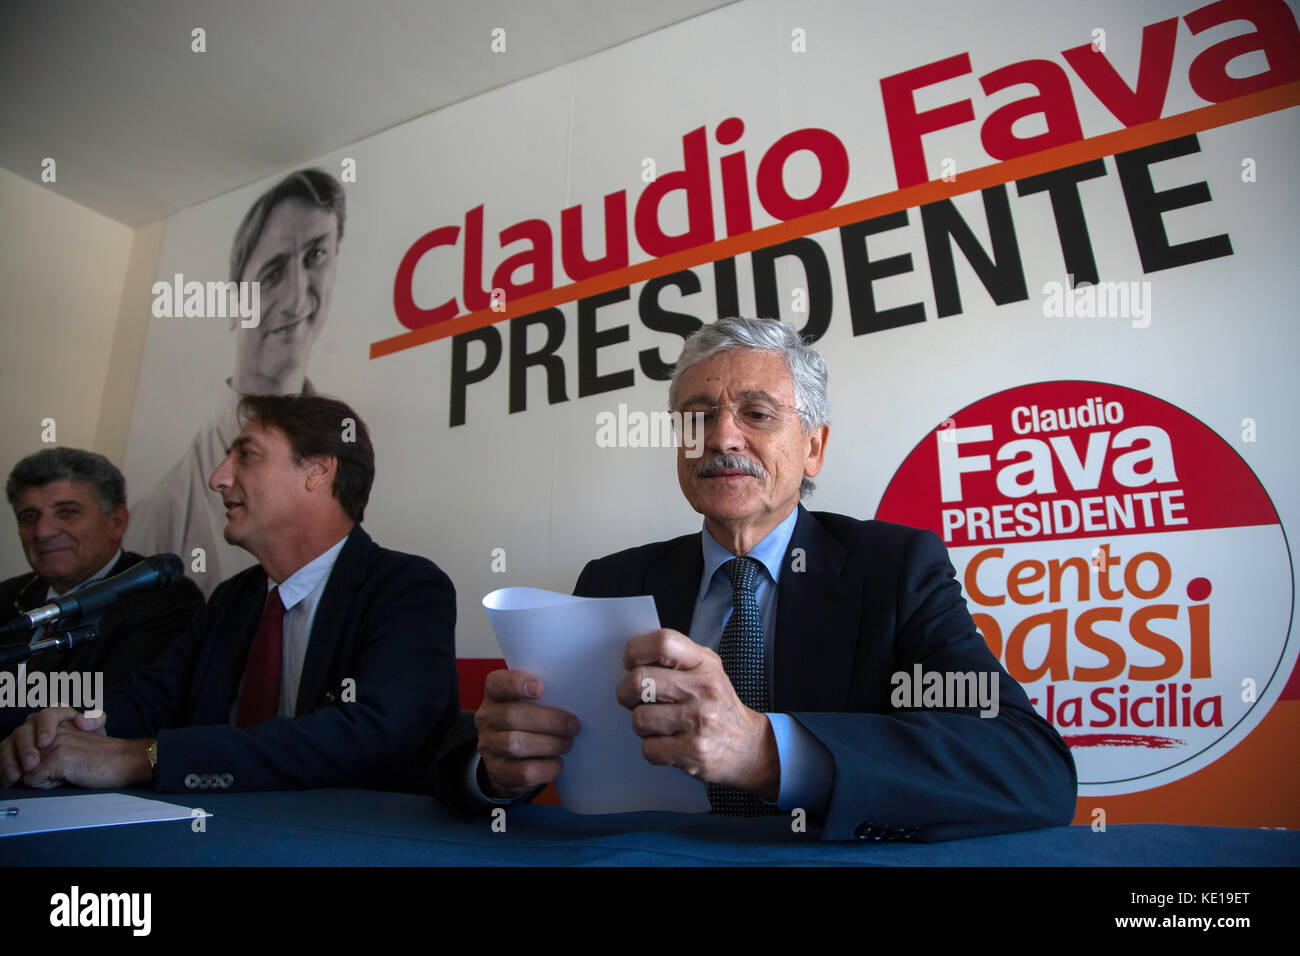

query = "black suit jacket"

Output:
[[0, 550, 203, 736], [436, 508, 1076, 842], [106, 525, 458, 794]]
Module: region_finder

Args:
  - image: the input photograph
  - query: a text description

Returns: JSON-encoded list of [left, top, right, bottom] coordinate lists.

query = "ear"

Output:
[[804, 424, 829, 479], [302, 455, 338, 493], [108, 506, 129, 547]]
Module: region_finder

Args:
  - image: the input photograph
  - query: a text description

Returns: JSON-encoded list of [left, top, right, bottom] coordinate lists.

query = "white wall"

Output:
[[0, 167, 145, 580]]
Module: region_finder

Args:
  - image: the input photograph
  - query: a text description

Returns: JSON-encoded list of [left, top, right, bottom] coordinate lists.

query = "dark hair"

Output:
[[237, 394, 374, 522], [6, 448, 126, 513], [230, 168, 346, 282]]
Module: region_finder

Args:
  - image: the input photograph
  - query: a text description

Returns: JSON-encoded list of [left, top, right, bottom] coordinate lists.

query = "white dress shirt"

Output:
[[42, 548, 124, 603]]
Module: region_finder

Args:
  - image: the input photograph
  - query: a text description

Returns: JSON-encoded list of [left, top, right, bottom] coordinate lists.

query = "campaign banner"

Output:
[[877, 380, 1294, 803]]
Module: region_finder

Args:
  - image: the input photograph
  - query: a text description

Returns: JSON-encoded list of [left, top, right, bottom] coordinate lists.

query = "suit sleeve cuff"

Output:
[[467, 751, 534, 808], [767, 713, 833, 815]]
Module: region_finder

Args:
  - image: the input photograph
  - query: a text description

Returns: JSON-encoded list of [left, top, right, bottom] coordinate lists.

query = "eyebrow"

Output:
[[15, 499, 85, 517], [678, 389, 783, 406], [227, 436, 260, 455], [255, 252, 289, 280], [254, 233, 331, 278]]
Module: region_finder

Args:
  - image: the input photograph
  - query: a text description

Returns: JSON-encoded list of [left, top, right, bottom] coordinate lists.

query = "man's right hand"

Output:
[[474, 670, 580, 799], [0, 707, 107, 786]]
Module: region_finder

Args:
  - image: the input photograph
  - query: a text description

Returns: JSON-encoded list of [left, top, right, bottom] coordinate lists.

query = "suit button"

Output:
[[184, 774, 200, 790], [854, 822, 882, 840], [219, 773, 233, 788]]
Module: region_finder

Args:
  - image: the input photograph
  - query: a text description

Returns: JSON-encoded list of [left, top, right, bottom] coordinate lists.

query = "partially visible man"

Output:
[[1, 449, 203, 735], [126, 168, 346, 596], [1, 395, 457, 794], [437, 317, 1076, 842]]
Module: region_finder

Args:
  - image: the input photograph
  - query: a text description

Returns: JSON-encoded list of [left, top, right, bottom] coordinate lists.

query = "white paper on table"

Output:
[[0, 793, 209, 838], [483, 587, 710, 814]]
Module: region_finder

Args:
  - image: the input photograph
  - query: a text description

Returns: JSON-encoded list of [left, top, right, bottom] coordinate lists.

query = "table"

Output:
[[3, 787, 1296, 866]]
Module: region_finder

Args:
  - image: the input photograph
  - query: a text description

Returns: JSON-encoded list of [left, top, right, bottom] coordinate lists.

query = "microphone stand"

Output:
[[0, 622, 101, 667]]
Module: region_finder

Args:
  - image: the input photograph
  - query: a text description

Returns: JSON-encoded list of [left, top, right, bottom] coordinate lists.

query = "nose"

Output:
[[707, 406, 747, 453], [32, 512, 64, 541], [209, 453, 233, 493], [282, 256, 312, 319]]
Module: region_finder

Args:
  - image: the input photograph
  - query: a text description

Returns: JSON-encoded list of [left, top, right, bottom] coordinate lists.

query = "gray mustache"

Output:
[[694, 453, 767, 479]]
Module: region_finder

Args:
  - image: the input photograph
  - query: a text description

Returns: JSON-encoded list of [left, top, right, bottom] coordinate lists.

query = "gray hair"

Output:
[[669, 317, 829, 496], [6, 448, 127, 514]]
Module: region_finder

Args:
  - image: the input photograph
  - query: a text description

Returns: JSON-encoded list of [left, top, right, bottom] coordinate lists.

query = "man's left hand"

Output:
[[616, 628, 779, 801], [21, 727, 154, 790]]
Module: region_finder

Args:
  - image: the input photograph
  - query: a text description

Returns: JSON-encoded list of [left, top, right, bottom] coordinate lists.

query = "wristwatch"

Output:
[[146, 740, 158, 779]]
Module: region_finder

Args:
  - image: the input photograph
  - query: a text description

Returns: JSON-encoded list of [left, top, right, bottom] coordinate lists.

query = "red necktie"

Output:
[[236, 587, 286, 727]]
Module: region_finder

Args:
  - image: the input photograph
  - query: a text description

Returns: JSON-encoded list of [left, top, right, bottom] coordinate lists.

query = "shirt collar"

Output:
[[44, 548, 124, 602], [697, 506, 801, 601], [268, 534, 348, 611]]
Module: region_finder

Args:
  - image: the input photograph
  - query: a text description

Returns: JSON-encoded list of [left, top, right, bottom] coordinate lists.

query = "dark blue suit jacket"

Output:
[[0, 550, 203, 736], [106, 525, 457, 794], [572, 507, 1077, 842]]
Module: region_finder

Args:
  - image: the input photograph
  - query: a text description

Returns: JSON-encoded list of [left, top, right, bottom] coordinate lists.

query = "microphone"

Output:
[[0, 554, 186, 638]]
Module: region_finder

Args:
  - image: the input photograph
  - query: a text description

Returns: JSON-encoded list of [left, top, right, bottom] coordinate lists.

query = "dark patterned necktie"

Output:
[[708, 556, 777, 816]]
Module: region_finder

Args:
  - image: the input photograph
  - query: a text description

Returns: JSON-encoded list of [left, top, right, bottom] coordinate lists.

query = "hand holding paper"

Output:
[[482, 588, 709, 814], [616, 628, 780, 801], [475, 668, 579, 799]]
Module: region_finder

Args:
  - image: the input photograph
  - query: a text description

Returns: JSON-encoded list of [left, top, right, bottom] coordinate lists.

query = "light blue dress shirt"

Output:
[[228, 533, 349, 722], [691, 508, 834, 814], [271, 534, 349, 718]]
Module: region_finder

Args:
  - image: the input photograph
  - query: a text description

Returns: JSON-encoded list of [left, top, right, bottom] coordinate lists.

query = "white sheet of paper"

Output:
[[483, 587, 710, 814], [0, 793, 209, 838]]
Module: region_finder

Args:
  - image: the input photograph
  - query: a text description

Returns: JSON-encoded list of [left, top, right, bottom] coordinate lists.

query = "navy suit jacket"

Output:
[[106, 525, 457, 794], [571, 507, 1077, 842], [0, 550, 203, 737]]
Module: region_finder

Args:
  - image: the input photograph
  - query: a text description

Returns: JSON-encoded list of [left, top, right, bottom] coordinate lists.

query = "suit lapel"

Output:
[[194, 568, 267, 722], [294, 526, 368, 713], [11, 572, 45, 615], [773, 506, 858, 711], [645, 535, 702, 634]]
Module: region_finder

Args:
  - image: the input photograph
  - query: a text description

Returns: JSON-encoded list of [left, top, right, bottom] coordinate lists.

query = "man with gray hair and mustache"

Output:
[[438, 316, 1076, 842]]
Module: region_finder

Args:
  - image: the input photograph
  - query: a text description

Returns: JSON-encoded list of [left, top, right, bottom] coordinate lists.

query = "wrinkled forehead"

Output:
[[13, 478, 102, 513], [231, 415, 291, 452], [676, 349, 794, 404]]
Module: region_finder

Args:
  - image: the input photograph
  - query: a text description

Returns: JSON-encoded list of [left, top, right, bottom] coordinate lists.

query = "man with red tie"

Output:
[[0, 394, 457, 794]]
